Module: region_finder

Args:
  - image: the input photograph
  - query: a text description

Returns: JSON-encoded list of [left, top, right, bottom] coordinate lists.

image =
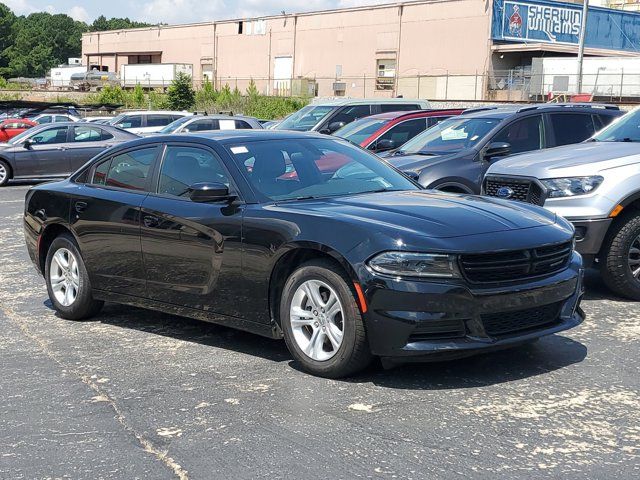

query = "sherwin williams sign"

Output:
[[492, 0, 640, 52]]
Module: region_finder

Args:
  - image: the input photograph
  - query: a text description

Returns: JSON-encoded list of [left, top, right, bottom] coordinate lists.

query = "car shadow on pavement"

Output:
[[583, 268, 630, 302]]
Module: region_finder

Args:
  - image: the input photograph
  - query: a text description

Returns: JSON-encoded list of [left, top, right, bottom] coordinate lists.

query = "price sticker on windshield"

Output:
[[230, 146, 249, 154]]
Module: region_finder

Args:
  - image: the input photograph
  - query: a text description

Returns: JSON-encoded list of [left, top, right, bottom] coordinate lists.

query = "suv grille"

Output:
[[481, 302, 562, 336], [460, 241, 572, 284], [484, 177, 545, 206]]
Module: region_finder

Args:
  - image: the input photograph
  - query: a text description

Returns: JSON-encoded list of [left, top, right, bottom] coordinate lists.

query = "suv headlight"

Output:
[[541, 176, 603, 198], [368, 252, 460, 278]]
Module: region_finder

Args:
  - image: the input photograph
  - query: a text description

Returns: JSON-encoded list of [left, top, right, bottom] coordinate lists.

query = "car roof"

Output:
[[184, 114, 258, 121], [308, 98, 429, 107], [126, 129, 324, 146], [459, 103, 621, 120], [116, 111, 191, 116]]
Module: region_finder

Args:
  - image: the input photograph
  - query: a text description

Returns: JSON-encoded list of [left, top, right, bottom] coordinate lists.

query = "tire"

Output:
[[601, 213, 640, 301], [0, 160, 11, 187], [45, 233, 104, 320], [280, 259, 372, 378]]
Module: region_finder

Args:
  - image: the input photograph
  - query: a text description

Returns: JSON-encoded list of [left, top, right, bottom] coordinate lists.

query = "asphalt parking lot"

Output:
[[1, 183, 638, 480]]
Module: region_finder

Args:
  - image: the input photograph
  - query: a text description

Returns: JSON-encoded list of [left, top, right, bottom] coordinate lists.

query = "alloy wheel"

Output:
[[0, 163, 7, 184], [50, 248, 80, 307], [628, 235, 640, 281], [290, 279, 344, 361]]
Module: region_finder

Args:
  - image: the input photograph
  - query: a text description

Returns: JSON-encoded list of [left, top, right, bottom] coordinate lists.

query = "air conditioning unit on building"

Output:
[[333, 82, 346, 96]]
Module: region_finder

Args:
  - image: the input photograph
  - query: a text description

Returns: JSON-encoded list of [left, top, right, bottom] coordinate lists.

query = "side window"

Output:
[[55, 116, 71, 123], [104, 147, 158, 191], [492, 115, 544, 154], [379, 104, 420, 113], [117, 115, 142, 129], [30, 126, 68, 145], [100, 129, 114, 141], [147, 115, 173, 127], [37, 115, 52, 124], [219, 119, 237, 130], [549, 113, 596, 146], [598, 114, 617, 129], [92, 158, 111, 185], [375, 118, 427, 149], [330, 105, 371, 125], [72, 126, 102, 143], [186, 119, 217, 132], [234, 120, 252, 129], [158, 146, 229, 198]]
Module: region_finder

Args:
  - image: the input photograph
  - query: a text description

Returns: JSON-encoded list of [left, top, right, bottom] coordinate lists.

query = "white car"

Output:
[[108, 111, 191, 134], [32, 113, 81, 124]]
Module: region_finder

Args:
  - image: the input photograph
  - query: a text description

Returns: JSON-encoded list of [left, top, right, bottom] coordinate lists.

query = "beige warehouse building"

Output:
[[81, 0, 640, 100]]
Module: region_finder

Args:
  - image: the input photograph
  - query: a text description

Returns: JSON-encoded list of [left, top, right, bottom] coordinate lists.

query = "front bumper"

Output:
[[361, 252, 585, 358], [569, 217, 611, 258]]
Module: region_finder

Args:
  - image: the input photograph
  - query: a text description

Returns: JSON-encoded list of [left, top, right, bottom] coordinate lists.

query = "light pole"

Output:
[[576, 0, 589, 93]]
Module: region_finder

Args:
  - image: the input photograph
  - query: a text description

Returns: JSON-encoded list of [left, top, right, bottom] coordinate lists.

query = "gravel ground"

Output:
[[0, 183, 638, 480]]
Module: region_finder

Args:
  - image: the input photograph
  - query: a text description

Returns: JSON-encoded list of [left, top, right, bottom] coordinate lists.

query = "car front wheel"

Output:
[[280, 259, 372, 378], [0, 160, 11, 187], [45, 234, 104, 320], [602, 213, 640, 300]]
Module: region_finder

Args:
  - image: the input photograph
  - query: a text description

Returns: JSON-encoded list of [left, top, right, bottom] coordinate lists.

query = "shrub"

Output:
[[167, 72, 195, 110]]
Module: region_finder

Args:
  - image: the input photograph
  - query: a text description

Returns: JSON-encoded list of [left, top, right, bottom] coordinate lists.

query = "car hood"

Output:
[[274, 190, 557, 239], [384, 152, 461, 172], [488, 142, 640, 178]]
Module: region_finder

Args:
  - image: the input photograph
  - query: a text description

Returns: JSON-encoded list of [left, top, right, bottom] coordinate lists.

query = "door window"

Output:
[[146, 115, 173, 127], [55, 115, 73, 123], [492, 115, 544, 154], [37, 115, 53, 124], [158, 146, 229, 198], [375, 118, 426, 149], [91, 147, 157, 190], [30, 126, 68, 145], [116, 115, 142, 129], [185, 119, 218, 132], [219, 119, 237, 130], [234, 120, 252, 129], [330, 105, 372, 125], [549, 113, 596, 146], [379, 104, 421, 113], [72, 126, 103, 143]]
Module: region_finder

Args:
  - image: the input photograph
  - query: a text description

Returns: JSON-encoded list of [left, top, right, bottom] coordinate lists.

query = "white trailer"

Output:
[[49, 66, 86, 89], [120, 63, 193, 89], [530, 56, 640, 98]]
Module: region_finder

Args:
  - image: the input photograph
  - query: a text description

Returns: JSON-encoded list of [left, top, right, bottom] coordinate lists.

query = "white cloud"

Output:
[[68, 5, 89, 22], [2, 0, 38, 15]]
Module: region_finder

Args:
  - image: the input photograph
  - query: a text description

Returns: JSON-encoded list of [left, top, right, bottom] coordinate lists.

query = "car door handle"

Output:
[[74, 201, 88, 213], [143, 214, 159, 228], [56, 146, 67, 151]]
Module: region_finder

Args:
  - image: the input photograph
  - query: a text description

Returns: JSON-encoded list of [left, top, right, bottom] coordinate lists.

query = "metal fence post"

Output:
[[445, 72, 449, 100], [417, 75, 421, 98], [620, 70, 625, 102], [363, 74, 366, 97], [474, 71, 478, 100]]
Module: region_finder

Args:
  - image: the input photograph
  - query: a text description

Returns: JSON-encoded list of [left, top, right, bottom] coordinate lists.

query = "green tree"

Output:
[[246, 78, 259, 99], [195, 80, 218, 112], [167, 72, 195, 110], [0, 3, 16, 75], [132, 83, 145, 107], [90, 15, 152, 32]]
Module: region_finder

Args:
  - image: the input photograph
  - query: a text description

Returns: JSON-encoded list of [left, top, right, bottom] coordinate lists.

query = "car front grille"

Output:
[[484, 177, 545, 206], [460, 241, 573, 284], [408, 319, 467, 342], [481, 302, 562, 336]]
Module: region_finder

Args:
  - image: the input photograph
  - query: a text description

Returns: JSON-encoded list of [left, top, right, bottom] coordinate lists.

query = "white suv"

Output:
[[109, 111, 191, 134], [483, 108, 640, 300]]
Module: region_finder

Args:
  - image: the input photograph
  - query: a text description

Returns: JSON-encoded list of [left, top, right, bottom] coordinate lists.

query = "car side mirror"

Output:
[[0, 125, 6, 130], [23, 139, 33, 149], [188, 182, 232, 203], [376, 139, 396, 152], [404, 170, 420, 182], [327, 121, 346, 134], [484, 142, 511, 160]]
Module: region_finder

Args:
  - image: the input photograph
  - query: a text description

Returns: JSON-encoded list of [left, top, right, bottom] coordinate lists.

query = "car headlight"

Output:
[[368, 252, 460, 278], [541, 176, 603, 198]]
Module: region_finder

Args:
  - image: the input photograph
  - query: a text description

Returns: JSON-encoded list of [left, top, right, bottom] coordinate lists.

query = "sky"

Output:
[[2, 0, 398, 24]]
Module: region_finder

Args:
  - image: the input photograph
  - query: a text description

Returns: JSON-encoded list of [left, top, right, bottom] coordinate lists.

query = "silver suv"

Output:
[[483, 108, 640, 300]]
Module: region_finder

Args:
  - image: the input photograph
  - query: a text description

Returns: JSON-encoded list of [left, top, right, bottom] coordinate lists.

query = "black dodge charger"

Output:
[[24, 131, 585, 377]]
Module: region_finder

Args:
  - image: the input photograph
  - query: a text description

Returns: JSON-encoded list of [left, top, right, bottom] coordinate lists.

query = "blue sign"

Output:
[[492, 0, 640, 53]]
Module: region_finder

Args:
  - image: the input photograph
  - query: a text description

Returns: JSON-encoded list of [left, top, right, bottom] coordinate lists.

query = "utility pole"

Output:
[[576, 0, 589, 93]]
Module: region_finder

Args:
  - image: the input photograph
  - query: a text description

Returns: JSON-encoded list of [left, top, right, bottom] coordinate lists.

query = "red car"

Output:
[[0, 118, 37, 142], [334, 109, 465, 153]]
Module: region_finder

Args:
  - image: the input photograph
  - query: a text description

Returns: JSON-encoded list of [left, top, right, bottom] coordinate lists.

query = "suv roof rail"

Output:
[[460, 106, 500, 115], [518, 103, 620, 113]]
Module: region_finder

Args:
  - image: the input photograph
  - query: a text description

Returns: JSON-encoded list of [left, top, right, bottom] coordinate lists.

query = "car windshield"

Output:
[[226, 137, 417, 201], [334, 118, 389, 144], [274, 105, 334, 131], [593, 109, 640, 142], [396, 117, 501, 155], [159, 116, 193, 133]]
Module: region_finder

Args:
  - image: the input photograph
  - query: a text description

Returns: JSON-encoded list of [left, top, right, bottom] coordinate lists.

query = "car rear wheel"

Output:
[[45, 234, 104, 320], [280, 259, 372, 378], [601, 213, 640, 301], [0, 160, 10, 187]]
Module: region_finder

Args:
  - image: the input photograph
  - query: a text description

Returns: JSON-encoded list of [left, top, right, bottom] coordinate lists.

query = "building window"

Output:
[[238, 21, 243, 34], [376, 58, 396, 91]]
